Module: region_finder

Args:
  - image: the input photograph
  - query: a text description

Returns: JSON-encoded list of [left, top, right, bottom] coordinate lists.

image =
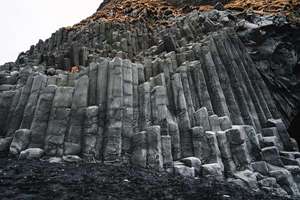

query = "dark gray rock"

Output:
[[10, 129, 31, 155]]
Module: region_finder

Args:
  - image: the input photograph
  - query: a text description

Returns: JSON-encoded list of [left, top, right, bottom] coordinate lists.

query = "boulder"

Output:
[[233, 170, 259, 191], [10, 129, 31, 155], [62, 155, 82, 163], [19, 148, 44, 159], [181, 157, 202, 174], [218, 116, 232, 131], [258, 177, 277, 188], [258, 177, 288, 196], [270, 169, 300, 196], [251, 161, 269, 176], [261, 146, 284, 167], [227, 178, 248, 189], [174, 165, 195, 177], [48, 157, 63, 163], [202, 163, 223, 178]]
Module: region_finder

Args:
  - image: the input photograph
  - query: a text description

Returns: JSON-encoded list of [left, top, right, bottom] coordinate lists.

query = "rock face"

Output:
[[0, 0, 300, 197]]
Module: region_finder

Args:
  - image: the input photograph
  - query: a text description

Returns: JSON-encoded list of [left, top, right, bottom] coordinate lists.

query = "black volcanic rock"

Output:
[[0, 1, 300, 198]]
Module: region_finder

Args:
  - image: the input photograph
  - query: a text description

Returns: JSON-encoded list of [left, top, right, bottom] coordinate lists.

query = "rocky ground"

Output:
[[0, 157, 295, 200]]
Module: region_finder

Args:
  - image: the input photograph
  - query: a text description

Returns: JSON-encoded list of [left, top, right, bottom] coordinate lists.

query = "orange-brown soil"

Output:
[[70, 0, 299, 29]]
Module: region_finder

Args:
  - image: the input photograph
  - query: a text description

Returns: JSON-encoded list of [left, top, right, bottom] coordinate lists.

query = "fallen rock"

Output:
[[174, 164, 195, 177], [181, 157, 202, 174], [9, 129, 31, 156], [19, 148, 44, 159], [62, 155, 82, 163], [269, 169, 300, 196], [202, 163, 223, 179], [234, 170, 259, 191], [251, 161, 269, 176], [262, 146, 284, 167], [48, 157, 63, 163]]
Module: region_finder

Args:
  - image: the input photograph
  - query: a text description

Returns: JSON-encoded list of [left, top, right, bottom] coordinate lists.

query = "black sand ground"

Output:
[[0, 157, 294, 200]]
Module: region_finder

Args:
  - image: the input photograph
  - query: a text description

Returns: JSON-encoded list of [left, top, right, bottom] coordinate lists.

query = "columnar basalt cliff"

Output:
[[0, 0, 299, 197]]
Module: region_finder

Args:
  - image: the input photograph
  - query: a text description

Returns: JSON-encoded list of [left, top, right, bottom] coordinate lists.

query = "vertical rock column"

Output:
[[267, 119, 294, 151], [0, 91, 16, 136], [150, 85, 175, 166], [161, 135, 173, 168], [186, 62, 200, 111], [200, 46, 230, 118], [224, 34, 262, 130], [194, 107, 211, 131], [122, 59, 134, 153], [242, 125, 261, 162], [192, 127, 223, 165], [104, 57, 123, 161], [131, 131, 147, 168], [226, 33, 268, 125], [189, 59, 213, 114], [96, 58, 109, 159], [161, 57, 174, 110], [29, 85, 57, 148], [44, 87, 74, 156], [143, 58, 152, 81], [209, 36, 244, 125], [88, 62, 98, 106], [146, 126, 163, 170], [20, 75, 47, 129], [225, 126, 252, 171], [230, 32, 278, 119], [138, 82, 151, 131], [4, 89, 21, 137], [214, 34, 256, 129], [216, 131, 236, 175], [171, 73, 193, 157], [151, 86, 169, 125], [6, 75, 34, 136], [177, 66, 196, 126], [64, 75, 89, 155], [168, 120, 181, 160], [83, 106, 100, 158], [132, 63, 140, 134]]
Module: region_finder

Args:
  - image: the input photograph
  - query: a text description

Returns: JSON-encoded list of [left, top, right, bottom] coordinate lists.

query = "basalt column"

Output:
[[29, 85, 57, 148], [64, 75, 89, 155], [104, 57, 123, 161], [44, 87, 74, 156]]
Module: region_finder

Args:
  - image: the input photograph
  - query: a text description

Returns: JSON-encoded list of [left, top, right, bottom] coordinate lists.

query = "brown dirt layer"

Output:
[[70, 0, 300, 28]]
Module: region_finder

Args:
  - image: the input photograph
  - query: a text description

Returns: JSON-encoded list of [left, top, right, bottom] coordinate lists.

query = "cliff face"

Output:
[[0, 0, 300, 197]]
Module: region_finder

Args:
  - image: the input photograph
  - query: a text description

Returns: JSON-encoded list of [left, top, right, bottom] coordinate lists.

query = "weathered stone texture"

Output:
[[1, 10, 300, 197]]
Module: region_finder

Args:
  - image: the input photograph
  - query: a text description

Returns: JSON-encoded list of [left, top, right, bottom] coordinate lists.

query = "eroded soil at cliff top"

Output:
[[71, 0, 300, 28]]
